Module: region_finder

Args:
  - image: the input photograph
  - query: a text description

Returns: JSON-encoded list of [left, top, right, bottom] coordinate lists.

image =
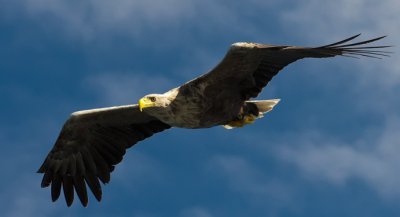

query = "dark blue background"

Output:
[[1, 0, 399, 216]]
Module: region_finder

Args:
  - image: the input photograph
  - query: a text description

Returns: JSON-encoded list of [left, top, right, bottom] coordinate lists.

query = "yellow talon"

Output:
[[244, 115, 256, 124], [223, 114, 257, 129]]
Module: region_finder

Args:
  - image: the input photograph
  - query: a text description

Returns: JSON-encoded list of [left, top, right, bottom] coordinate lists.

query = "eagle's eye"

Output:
[[148, 96, 156, 102]]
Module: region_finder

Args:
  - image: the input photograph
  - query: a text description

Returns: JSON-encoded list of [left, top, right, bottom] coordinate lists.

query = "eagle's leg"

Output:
[[222, 99, 280, 129], [222, 114, 257, 129]]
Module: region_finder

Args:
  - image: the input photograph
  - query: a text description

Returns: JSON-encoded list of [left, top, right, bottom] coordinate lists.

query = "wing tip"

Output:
[[316, 34, 391, 59], [66, 200, 73, 207], [318, 34, 388, 48]]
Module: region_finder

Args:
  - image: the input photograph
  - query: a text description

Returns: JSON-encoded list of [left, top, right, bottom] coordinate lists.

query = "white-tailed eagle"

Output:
[[38, 34, 390, 206]]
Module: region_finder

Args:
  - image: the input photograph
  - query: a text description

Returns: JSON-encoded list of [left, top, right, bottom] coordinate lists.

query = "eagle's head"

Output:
[[138, 94, 172, 112]]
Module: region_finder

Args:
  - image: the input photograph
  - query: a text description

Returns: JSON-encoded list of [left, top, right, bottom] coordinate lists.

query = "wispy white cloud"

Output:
[[84, 72, 175, 105], [281, 0, 400, 40], [209, 155, 293, 201], [2, 0, 267, 42], [256, 0, 400, 199], [281, 0, 400, 85], [277, 116, 400, 198], [3, 0, 194, 41]]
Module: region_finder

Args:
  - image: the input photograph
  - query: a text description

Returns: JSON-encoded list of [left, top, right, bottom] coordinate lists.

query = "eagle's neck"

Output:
[[145, 87, 205, 128], [141, 88, 180, 125]]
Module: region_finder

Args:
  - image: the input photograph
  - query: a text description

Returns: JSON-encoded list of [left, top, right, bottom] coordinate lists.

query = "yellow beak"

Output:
[[138, 98, 155, 112]]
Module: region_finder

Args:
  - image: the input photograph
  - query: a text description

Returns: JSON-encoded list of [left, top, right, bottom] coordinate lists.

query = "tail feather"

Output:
[[246, 99, 281, 116]]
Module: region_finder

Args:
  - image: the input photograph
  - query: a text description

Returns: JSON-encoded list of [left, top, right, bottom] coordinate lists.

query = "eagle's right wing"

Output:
[[38, 105, 171, 207]]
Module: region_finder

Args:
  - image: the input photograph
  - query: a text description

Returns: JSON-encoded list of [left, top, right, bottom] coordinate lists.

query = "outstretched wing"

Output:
[[190, 34, 390, 100], [37, 105, 171, 207]]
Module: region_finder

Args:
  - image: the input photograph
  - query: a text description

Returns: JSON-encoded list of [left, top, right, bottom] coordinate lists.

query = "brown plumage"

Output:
[[38, 105, 170, 206], [38, 34, 390, 206]]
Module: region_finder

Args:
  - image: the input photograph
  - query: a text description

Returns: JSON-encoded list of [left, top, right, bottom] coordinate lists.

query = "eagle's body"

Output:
[[38, 34, 390, 207], [152, 84, 243, 129]]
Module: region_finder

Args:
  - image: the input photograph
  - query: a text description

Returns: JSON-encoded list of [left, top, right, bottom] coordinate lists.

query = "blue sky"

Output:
[[1, 0, 400, 216]]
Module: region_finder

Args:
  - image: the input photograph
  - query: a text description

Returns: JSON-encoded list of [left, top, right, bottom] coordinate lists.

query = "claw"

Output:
[[223, 114, 257, 129]]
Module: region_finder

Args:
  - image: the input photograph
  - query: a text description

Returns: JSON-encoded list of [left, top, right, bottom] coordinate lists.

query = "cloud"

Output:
[[280, 0, 400, 85], [277, 116, 400, 198], [2, 0, 268, 43], [280, 0, 400, 40], [3, 0, 195, 41], [84, 72, 175, 105], [209, 155, 293, 201], [252, 0, 400, 199]]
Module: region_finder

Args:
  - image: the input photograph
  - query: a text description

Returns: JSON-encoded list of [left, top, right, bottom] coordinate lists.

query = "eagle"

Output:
[[38, 34, 390, 207]]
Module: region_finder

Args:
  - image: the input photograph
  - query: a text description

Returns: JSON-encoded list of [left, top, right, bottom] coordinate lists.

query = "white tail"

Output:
[[246, 99, 281, 117]]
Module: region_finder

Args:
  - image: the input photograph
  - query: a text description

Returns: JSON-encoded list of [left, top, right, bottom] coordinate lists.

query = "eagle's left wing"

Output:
[[189, 34, 390, 101]]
